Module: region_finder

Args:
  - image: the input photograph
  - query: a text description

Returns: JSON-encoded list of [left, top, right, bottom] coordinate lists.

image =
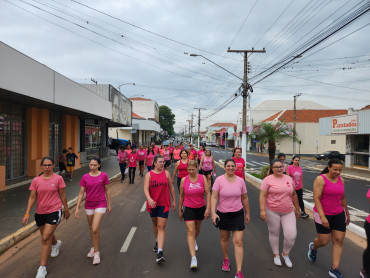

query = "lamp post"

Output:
[[117, 82, 135, 92], [182, 109, 195, 145]]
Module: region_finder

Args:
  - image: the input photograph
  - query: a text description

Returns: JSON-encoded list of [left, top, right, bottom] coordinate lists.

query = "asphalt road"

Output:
[[0, 161, 365, 278]]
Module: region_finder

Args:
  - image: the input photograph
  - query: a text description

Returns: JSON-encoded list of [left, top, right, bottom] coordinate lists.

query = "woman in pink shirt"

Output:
[[179, 142, 184, 150], [287, 156, 309, 218], [75, 157, 111, 265], [146, 146, 155, 171], [178, 160, 211, 269], [168, 143, 175, 164], [137, 145, 147, 177], [197, 145, 205, 165], [361, 188, 370, 277], [232, 147, 245, 180], [173, 145, 181, 163], [172, 150, 189, 190], [211, 159, 250, 278], [22, 156, 70, 278], [128, 146, 138, 184], [199, 149, 216, 187], [162, 145, 171, 170], [308, 159, 350, 278], [117, 145, 127, 183], [260, 158, 300, 268]]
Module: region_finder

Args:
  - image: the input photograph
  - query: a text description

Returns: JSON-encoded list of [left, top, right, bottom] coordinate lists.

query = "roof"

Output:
[[132, 112, 145, 119], [129, 97, 152, 101], [209, 123, 236, 127], [360, 105, 370, 110], [215, 128, 227, 133], [252, 100, 330, 111], [262, 110, 348, 123]]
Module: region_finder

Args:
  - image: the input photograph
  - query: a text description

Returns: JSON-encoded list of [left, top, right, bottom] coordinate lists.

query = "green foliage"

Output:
[[159, 105, 175, 135], [260, 165, 270, 179], [250, 172, 262, 179]]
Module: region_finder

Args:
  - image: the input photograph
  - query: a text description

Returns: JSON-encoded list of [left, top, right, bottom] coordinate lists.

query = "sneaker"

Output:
[[329, 267, 344, 278], [195, 241, 198, 252], [301, 212, 309, 218], [235, 271, 244, 278], [190, 257, 197, 269], [35, 266, 47, 278], [87, 247, 95, 258], [222, 258, 230, 272], [156, 251, 166, 264], [93, 251, 100, 265], [69, 178, 72, 182], [153, 242, 158, 252], [308, 242, 317, 262], [360, 270, 368, 278], [51, 240, 61, 257], [273, 256, 282, 266], [282, 254, 292, 268]]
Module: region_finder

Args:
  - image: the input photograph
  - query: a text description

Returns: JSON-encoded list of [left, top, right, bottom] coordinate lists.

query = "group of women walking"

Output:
[[23, 143, 369, 278]]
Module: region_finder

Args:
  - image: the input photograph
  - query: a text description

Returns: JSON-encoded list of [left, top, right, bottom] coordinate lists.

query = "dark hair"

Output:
[[89, 157, 102, 170], [119, 145, 126, 150], [200, 145, 205, 150], [180, 149, 188, 157], [68, 147, 73, 150], [147, 147, 154, 156], [224, 158, 236, 167], [268, 159, 283, 175], [290, 155, 300, 165], [277, 153, 285, 159], [153, 155, 164, 168], [40, 156, 55, 165], [233, 147, 242, 156], [320, 158, 343, 174], [62, 149, 67, 154]]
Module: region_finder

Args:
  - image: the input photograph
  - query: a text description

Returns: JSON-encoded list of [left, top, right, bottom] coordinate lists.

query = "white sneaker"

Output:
[[87, 247, 95, 258], [51, 240, 61, 257], [273, 256, 282, 266], [195, 241, 198, 252], [282, 254, 293, 268], [93, 251, 100, 265], [35, 266, 47, 278], [190, 257, 197, 268]]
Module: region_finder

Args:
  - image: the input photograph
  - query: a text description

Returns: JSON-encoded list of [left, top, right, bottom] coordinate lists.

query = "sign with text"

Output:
[[331, 114, 358, 134]]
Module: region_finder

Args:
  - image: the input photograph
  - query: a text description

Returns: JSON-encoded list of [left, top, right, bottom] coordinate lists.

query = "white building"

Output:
[[129, 97, 159, 123]]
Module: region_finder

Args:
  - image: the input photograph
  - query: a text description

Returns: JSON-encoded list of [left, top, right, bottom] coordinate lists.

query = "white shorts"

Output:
[[85, 207, 107, 215]]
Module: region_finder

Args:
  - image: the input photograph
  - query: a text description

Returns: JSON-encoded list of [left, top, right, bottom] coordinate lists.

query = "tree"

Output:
[[250, 121, 296, 162], [159, 105, 175, 135]]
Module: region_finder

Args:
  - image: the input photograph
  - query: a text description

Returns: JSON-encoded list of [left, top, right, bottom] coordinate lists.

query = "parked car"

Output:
[[109, 138, 129, 151], [315, 151, 345, 161]]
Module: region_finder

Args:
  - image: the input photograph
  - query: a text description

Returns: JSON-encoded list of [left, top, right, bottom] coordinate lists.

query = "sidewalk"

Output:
[[0, 155, 121, 241]]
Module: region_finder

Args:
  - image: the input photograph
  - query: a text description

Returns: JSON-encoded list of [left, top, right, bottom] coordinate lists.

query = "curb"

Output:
[[0, 173, 121, 254], [245, 173, 366, 239]]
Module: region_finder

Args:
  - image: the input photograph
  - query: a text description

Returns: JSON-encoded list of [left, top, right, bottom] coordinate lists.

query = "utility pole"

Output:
[[194, 108, 206, 148], [184, 125, 187, 137], [190, 113, 194, 145], [293, 93, 302, 155], [187, 119, 191, 143], [227, 47, 266, 162]]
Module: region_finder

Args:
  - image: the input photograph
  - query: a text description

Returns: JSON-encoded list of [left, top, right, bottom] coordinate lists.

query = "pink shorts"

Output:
[[85, 208, 107, 215]]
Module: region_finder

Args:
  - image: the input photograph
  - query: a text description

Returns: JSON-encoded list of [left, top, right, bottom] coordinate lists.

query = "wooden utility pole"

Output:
[[194, 108, 206, 148], [227, 48, 266, 161], [293, 93, 302, 155]]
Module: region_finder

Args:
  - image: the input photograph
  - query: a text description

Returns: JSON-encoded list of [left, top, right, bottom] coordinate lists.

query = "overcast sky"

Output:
[[1, 0, 369, 133]]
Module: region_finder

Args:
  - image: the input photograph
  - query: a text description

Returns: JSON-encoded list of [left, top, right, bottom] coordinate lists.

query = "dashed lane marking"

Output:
[[141, 201, 147, 212], [120, 227, 137, 253]]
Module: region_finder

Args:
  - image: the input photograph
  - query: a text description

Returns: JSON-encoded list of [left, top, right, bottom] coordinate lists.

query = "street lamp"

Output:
[[117, 82, 135, 92]]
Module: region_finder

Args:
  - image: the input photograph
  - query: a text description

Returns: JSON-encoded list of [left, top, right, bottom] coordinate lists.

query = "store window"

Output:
[[354, 135, 369, 167], [49, 112, 63, 165], [85, 125, 101, 157]]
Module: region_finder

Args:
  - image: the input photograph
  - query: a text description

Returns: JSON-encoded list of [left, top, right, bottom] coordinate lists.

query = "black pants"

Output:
[[129, 167, 136, 182], [364, 221, 370, 273], [119, 163, 126, 180], [296, 188, 305, 213]]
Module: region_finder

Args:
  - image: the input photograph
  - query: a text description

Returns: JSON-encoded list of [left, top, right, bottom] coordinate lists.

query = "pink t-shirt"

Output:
[[117, 150, 127, 163], [197, 150, 205, 160], [168, 146, 174, 153], [173, 149, 181, 160], [212, 175, 247, 213], [163, 150, 170, 161], [183, 175, 206, 208], [188, 149, 197, 160], [29, 173, 66, 214], [137, 150, 147, 161], [146, 153, 155, 166], [287, 165, 303, 190], [153, 146, 159, 155], [366, 188, 370, 223], [125, 149, 132, 155], [128, 152, 138, 167], [202, 156, 213, 171], [232, 157, 245, 179], [80, 172, 109, 209], [261, 174, 295, 213]]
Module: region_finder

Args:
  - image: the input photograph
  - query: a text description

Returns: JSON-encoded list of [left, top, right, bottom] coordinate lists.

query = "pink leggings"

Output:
[[266, 208, 297, 255]]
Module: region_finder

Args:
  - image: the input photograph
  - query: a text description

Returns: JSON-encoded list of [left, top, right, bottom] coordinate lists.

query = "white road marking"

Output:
[[141, 201, 147, 212], [120, 227, 137, 253], [250, 161, 268, 166], [246, 161, 257, 166]]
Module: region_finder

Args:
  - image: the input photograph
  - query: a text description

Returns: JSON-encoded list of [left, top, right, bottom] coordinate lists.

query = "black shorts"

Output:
[[183, 206, 205, 221], [177, 177, 183, 190], [139, 160, 144, 166], [315, 211, 346, 234], [59, 162, 66, 171], [217, 209, 245, 231], [149, 206, 169, 219], [164, 160, 171, 167], [35, 210, 62, 227], [202, 170, 212, 176]]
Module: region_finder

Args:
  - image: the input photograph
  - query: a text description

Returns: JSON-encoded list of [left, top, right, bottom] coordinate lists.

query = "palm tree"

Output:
[[250, 121, 296, 162]]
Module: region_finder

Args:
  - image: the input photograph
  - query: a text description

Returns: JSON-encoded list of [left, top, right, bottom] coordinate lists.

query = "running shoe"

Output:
[[35, 266, 47, 278], [308, 242, 317, 262], [273, 256, 282, 266], [153, 242, 158, 252], [222, 258, 230, 272], [235, 271, 244, 278], [190, 257, 197, 269], [195, 241, 198, 251], [156, 251, 166, 264], [51, 240, 61, 257], [360, 270, 368, 278], [329, 267, 344, 278], [301, 212, 309, 218], [93, 251, 100, 265], [87, 247, 95, 258], [281, 254, 292, 268]]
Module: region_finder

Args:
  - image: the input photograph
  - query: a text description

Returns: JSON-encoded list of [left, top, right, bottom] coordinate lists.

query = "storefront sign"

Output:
[[110, 87, 132, 126], [331, 114, 358, 134]]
